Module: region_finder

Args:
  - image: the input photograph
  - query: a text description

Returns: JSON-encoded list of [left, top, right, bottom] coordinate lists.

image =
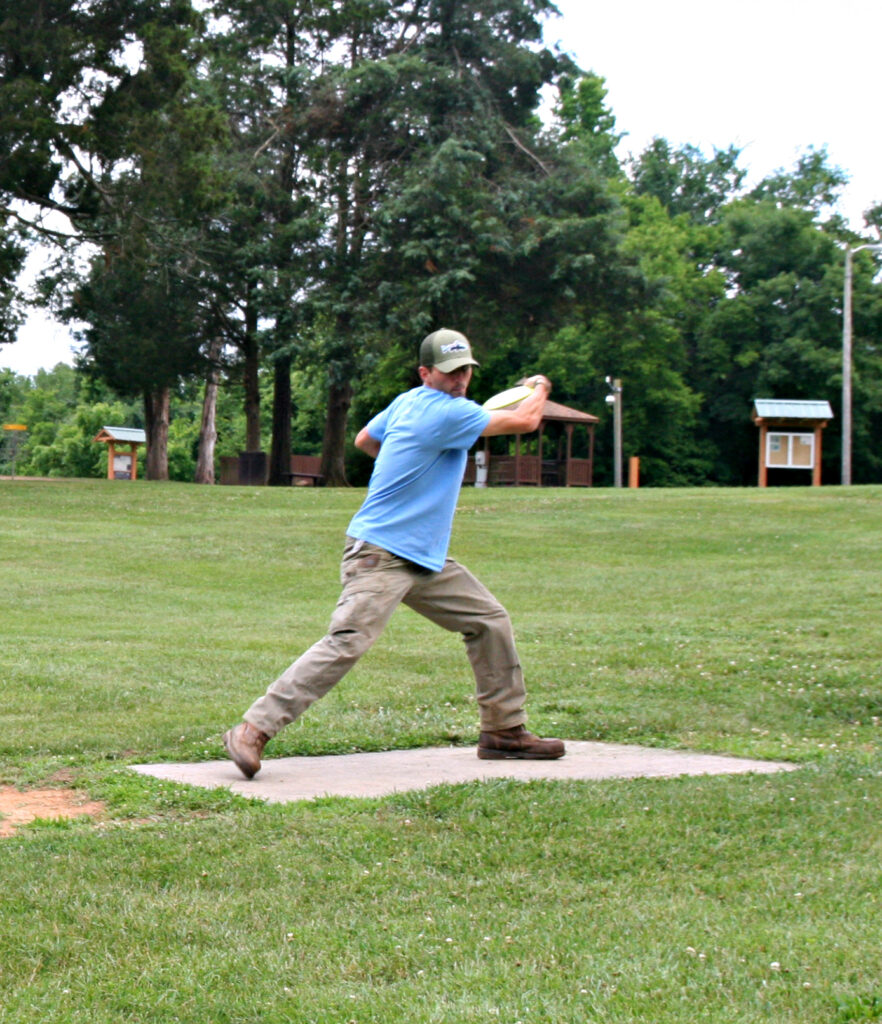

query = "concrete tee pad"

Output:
[[130, 741, 797, 803]]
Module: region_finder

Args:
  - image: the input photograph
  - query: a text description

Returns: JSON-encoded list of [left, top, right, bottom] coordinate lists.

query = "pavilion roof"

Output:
[[539, 399, 599, 425], [503, 396, 598, 424]]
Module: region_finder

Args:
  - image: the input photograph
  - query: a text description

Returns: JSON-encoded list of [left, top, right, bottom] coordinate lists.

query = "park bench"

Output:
[[290, 454, 324, 485]]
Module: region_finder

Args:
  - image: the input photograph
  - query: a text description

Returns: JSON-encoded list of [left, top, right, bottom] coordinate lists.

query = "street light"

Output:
[[842, 243, 882, 485], [604, 376, 623, 488]]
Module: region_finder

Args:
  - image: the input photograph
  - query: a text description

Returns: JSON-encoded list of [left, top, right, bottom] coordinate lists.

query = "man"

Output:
[[223, 328, 564, 778]]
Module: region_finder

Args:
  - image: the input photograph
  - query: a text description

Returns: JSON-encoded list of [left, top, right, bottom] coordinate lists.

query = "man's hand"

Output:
[[523, 374, 552, 393]]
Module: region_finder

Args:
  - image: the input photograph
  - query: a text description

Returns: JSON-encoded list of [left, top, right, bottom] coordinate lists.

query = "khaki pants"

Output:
[[244, 538, 527, 737]]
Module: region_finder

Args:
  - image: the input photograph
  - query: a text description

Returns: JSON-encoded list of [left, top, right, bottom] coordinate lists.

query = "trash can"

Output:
[[238, 451, 267, 486]]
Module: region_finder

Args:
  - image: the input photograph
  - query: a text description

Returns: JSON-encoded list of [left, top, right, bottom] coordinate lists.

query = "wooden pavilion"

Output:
[[464, 398, 598, 487]]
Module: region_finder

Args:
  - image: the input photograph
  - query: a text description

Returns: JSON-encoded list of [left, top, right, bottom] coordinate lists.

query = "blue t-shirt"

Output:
[[347, 385, 491, 571]]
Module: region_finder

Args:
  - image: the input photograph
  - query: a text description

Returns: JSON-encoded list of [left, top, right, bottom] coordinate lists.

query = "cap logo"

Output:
[[440, 341, 468, 354]]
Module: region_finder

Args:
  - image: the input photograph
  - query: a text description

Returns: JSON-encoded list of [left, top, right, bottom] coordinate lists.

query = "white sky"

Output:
[[3, 0, 880, 377], [549, 0, 880, 226]]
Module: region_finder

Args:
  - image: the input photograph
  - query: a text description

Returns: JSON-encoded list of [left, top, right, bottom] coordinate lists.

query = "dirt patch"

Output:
[[0, 787, 105, 837]]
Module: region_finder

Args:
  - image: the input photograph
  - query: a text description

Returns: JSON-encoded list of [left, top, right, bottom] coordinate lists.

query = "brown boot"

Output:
[[223, 722, 269, 778], [477, 725, 565, 760]]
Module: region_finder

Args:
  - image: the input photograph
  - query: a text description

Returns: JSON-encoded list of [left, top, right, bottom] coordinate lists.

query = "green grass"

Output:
[[1, 479, 881, 1023]]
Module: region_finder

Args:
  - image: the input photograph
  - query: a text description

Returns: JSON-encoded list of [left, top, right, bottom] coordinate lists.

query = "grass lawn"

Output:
[[1, 479, 880, 1023]]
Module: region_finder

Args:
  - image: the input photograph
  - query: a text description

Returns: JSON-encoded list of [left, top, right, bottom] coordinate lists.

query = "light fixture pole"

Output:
[[605, 377, 623, 488], [842, 243, 882, 485]]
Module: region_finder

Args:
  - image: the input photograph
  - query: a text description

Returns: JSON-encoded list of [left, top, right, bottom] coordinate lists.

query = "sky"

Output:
[[3, 0, 879, 378], [548, 0, 880, 224]]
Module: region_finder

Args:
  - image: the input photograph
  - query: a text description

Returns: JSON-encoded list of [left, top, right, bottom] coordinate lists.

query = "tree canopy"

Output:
[[1, 1, 880, 485]]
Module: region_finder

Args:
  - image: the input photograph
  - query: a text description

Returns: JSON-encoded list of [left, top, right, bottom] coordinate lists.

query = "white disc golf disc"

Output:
[[482, 384, 534, 411]]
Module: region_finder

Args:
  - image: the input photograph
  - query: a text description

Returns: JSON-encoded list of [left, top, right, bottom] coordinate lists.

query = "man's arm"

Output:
[[480, 375, 552, 437], [355, 426, 381, 458]]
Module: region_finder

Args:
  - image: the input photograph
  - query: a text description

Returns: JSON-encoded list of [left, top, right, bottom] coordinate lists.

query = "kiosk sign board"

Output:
[[113, 453, 134, 479], [93, 426, 146, 481], [766, 432, 815, 469], [752, 399, 833, 487]]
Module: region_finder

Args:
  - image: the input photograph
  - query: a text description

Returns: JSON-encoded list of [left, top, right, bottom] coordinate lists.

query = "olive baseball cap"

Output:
[[419, 329, 480, 372]]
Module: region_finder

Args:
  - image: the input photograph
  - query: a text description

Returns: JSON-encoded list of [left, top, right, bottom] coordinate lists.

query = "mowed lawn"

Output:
[[1, 479, 880, 1024]]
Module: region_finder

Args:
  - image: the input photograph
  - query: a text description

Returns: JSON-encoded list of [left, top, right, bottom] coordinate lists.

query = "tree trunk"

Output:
[[268, 354, 292, 486], [243, 291, 261, 451], [195, 339, 222, 484], [320, 379, 352, 486], [143, 387, 170, 481]]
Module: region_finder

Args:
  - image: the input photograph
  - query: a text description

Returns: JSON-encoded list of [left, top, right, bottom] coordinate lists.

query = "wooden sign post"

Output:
[[92, 426, 147, 480]]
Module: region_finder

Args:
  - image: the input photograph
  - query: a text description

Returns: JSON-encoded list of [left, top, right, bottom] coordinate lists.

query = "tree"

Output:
[[194, 337, 222, 484], [267, 352, 292, 486], [0, 0, 204, 237], [607, 192, 723, 485], [628, 137, 745, 225], [554, 70, 622, 175], [69, 251, 207, 478], [694, 196, 847, 484], [0, 366, 27, 424], [201, 0, 322, 461], [0, 219, 26, 350], [2, 364, 140, 478], [63, 74, 228, 474], [748, 147, 848, 215], [863, 201, 882, 237], [294, 0, 570, 483], [1, 0, 234, 478], [619, 144, 882, 486]]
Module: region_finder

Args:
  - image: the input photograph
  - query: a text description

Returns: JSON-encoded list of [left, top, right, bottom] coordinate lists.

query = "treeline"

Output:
[[0, 362, 326, 481], [1, 0, 880, 486]]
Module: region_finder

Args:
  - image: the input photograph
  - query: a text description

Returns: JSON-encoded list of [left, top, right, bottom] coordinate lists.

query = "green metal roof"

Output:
[[753, 399, 833, 421]]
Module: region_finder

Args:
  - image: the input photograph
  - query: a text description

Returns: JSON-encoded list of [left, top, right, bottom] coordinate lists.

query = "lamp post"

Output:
[[604, 376, 623, 488], [842, 243, 882, 485]]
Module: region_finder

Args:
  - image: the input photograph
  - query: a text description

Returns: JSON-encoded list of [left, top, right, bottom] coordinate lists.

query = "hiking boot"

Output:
[[223, 722, 269, 779], [477, 725, 565, 760]]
